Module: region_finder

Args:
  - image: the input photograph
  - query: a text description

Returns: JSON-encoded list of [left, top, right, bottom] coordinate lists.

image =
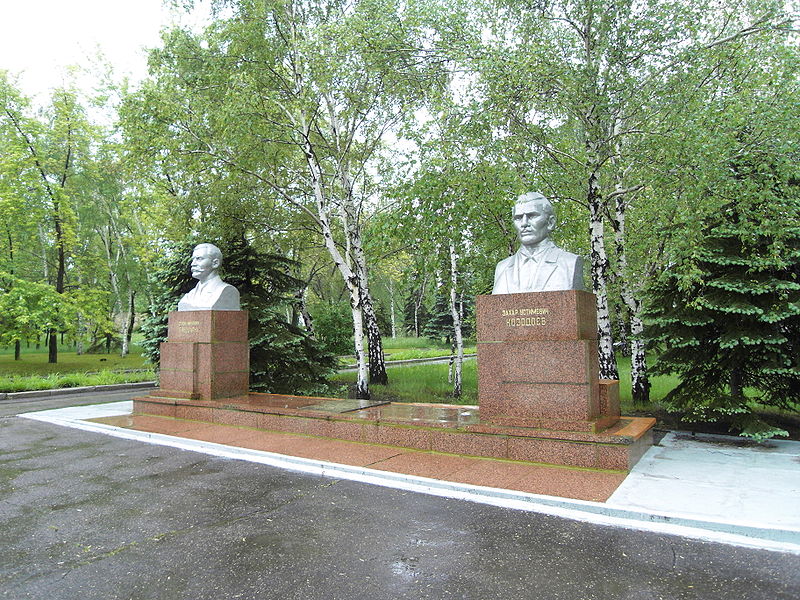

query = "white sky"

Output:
[[0, 0, 210, 103]]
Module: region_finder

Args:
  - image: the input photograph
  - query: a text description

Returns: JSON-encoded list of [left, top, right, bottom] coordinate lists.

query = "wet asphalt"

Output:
[[1, 392, 799, 599]]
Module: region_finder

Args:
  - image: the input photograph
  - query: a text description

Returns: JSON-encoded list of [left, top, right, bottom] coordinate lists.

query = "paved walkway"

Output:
[[7, 411, 800, 600], [18, 399, 800, 555]]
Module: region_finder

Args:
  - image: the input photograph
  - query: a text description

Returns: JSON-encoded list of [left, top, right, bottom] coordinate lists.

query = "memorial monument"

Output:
[[479, 192, 620, 432], [178, 243, 240, 311], [157, 243, 250, 401], [134, 219, 653, 474]]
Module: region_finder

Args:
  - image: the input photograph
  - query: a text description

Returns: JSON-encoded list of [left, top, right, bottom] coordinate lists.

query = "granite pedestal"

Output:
[[477, 290, 622, 433], [133, 295, 653, 473], [157, 310, 249, 401]]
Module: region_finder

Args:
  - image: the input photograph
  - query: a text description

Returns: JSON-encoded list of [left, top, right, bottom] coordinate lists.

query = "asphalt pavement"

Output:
[[2, 388, 800, 599]]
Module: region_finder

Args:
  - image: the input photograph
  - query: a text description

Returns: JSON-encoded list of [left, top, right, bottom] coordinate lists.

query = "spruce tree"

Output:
[[645, 173, 800, 441], [422, 287, 453, 344], [141, 238, 336, 395]]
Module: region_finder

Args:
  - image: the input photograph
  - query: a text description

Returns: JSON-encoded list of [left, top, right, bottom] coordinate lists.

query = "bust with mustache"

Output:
[[177, 243, 241, 311]]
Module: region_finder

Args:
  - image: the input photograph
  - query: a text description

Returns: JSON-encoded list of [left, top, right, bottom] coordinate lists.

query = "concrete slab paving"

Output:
[[17, 400, 800, 554], [608, 431, 800, 531]]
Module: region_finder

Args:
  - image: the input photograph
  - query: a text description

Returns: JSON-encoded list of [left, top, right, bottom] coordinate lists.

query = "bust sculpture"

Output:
[[177, 243, 241, 311], [492, 192, 584, 294]]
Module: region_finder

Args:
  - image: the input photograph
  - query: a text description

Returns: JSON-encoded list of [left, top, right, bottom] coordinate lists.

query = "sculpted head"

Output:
[[190, 243, 223, 283], [513, 192, 556, 248]]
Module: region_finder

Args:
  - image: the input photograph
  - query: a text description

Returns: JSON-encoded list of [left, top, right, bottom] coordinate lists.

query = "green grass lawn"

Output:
[[330, 354, 680, 411], [340, 336, 477, 364], [0, 344, 154, 392], [0, 349, 150, 377]]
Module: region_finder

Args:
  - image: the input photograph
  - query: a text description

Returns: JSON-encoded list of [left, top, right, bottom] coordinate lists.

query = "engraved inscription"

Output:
[[502, 307, 549, 327], [178, 320, 200, 334], [502, 308, 549, 317]]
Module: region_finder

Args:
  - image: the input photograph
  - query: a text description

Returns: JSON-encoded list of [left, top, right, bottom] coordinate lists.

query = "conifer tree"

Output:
[[645, 161, 800, 441], [422, 287, 454, 345]]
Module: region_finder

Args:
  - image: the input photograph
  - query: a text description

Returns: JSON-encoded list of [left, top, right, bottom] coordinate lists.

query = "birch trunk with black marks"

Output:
[[325, 94, 388, 387], [295, 287, 315, 335], [412, 274, 427, 337], [388, 279, 397, 339], [611, 192, 650, 404], [121, 290, 136, 357], [587, 151, 618, 380], [448, 240, 463, 398], [358, 260, 388, 386], [302, 127, 369, 398]]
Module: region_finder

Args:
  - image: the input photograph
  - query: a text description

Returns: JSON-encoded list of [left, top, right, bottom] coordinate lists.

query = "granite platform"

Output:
[[132, 393, 655, 472]]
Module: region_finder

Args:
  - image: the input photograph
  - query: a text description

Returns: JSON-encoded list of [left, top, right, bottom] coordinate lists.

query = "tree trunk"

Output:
[[349, 286, 369, 399], [302, 128, 370, 398], [295, 287, 315, 335], [587, 160, 618, 380], [363, 310, 388, 384], [121, 290, 136, 357], [358, 275, 388, 386], [14, 340, 21, 361], [325, 94, 388, 388], [76, 312, 84, 356], [730, 366, 744, 400], [448, 241, 463, 398], [389, 279, 397, 339], [48, 328, 58, 364], [413, 279, 426, 337], [611, 193, 650, 404]]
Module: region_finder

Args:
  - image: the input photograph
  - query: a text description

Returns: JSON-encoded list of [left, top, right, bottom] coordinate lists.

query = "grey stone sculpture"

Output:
[[177, 243, 241, 311], [492, 192, 584, 294]]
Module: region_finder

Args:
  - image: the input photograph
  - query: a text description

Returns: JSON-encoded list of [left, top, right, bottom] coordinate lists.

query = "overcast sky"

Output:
[[0, 0, 210, 103]]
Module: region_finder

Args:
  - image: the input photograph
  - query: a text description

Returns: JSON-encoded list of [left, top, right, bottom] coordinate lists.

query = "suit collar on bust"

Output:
[[195, 274, 222, 292], [517, 239, 555, 263]]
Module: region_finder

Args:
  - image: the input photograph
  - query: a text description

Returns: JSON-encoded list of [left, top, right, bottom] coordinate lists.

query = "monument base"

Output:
[[131, 394, 655, 471], [476, 291, 624, 434], [158, 310, 249, 401]]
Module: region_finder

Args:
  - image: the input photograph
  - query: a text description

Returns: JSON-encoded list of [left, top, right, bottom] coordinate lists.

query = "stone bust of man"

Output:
[[492, 192, 584, 294], [177, 243, 241, 311]]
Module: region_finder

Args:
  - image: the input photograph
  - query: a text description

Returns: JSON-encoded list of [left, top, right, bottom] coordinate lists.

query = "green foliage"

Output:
[[308, 300, 354, 356], [0, 274, 69, 345], [140, 237, 337, 395], [422, 287, 454, 343], [646, 180, 800, 440], [223, 237, 337, 395], [139, 241, 197, 366]]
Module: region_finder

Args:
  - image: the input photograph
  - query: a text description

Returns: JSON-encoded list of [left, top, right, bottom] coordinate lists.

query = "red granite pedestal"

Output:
[[157, 310, 249, 401], [477, 290, 621, 433]]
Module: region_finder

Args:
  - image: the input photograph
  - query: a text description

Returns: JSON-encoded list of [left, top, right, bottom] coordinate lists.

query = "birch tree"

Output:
[[123, 0, 443, 397]]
